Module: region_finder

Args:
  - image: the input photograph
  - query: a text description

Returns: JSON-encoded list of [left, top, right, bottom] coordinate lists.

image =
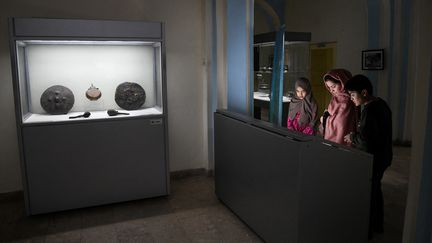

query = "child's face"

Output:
[[348, 90, 366, 106], [295, 86, 307, 100], [325, 80, 343, 95]]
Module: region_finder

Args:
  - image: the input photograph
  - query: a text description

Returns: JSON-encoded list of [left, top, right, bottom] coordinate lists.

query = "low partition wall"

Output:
[[214, 110, 373, 243]]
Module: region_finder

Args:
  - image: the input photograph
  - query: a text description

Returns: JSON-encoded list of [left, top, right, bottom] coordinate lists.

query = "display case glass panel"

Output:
[[15, 40, 163, 124], [254, 41, 310, 98], [253, 41, 310, 125]]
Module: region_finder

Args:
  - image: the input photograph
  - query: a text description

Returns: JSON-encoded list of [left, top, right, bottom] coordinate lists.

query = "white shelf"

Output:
[[23, 107, 163, 124], [253, 92, 291, 103]]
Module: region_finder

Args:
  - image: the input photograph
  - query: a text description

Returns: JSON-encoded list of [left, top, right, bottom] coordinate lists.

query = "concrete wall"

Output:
[[0, 0, 207, 193]]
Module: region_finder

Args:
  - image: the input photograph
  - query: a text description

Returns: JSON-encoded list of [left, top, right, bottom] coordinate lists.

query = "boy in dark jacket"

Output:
[[343, 74, 393, 240]]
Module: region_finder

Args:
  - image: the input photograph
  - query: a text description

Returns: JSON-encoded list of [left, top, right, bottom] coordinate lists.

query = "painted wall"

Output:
[[0, 0, 207, 193], [254, 0, 282, 34], [284, 0, 367, 76], [254, 6, 273, 34]]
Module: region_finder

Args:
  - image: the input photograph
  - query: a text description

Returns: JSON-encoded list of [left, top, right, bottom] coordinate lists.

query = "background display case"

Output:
[[9, 17, 169, 215], [253, 32, 311, 126]]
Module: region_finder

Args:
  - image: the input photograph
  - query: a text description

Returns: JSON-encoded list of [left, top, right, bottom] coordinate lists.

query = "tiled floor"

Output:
[[369, 146, 410, 243], [0, 175, 261, 243], [0, 146, 409, 243]]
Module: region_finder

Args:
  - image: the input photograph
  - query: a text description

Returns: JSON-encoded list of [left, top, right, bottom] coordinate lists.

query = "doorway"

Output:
[[309, 42, 336, 116]]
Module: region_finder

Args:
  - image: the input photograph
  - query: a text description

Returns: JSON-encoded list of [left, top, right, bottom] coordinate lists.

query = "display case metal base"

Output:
[[22, 117, 168, 215]]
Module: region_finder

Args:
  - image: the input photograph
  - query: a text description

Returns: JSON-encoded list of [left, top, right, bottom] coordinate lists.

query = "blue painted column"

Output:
[[396, 0, 411, 141], [415, 61, 432, 243], [366, 0, 380, 90], [387, 0, 395, 104], [227, 0, 253, 115], [207, 0, 219, 169], [370, 0, 411, 141], [269, 26, 285, 125]]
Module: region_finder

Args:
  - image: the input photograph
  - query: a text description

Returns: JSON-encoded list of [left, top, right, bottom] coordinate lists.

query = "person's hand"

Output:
[[320, 109, 329, 124], [344, 133, 353, 144]]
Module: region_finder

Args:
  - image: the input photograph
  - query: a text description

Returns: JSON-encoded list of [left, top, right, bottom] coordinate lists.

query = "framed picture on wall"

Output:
[[362, 49, 384, 70]]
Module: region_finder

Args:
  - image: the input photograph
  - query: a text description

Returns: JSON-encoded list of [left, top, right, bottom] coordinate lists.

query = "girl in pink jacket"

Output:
[[321, 69, 357, 145]]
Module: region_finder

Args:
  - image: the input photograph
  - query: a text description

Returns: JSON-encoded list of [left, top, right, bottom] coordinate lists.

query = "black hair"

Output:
[[323, 75, 340, 84], [345, 74, 373, 95], [297, 77, 310, 83]]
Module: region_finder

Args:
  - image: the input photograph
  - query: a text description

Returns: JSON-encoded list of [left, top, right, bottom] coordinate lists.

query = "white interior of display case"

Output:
[[16, 40, 163, 124], [23, 107, 163, 123]]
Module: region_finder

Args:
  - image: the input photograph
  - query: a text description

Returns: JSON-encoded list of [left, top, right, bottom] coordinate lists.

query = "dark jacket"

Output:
[[351, 98, 393, 169]]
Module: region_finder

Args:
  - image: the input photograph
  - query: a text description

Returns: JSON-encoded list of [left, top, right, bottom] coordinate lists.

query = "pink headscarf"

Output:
[[322, 69, 357, 145]]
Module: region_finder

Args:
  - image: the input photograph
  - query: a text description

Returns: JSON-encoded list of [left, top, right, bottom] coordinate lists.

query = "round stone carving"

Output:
[[115, 82, 146, 110], [40, 85, 75, 115]]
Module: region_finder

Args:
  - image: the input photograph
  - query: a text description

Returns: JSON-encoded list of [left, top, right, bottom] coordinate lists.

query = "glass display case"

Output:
[[9, 17, 169, 215], [254, 41, 310, 97], [15, 40, 163, 124], [253, 32, 311, 126]]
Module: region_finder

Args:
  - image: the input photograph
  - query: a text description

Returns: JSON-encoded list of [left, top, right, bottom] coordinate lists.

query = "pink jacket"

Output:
[[287, 112, 314, 135], [323, 69, 357, 145]]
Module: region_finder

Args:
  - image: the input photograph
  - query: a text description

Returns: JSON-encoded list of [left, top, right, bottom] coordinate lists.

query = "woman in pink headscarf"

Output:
[[320, 69, 357, 145]]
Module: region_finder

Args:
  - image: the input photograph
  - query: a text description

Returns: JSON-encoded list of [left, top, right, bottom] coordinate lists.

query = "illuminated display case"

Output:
[[15, 40, 163, 123], [9, 17, 169, 214]]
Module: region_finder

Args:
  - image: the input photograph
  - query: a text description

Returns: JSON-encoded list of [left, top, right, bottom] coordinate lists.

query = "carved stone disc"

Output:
[[114, 82, 146, 110], [40, 85, 75, 115]]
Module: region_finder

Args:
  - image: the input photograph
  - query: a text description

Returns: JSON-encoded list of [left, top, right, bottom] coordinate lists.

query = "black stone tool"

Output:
[[69, 111, 91, 119], [107, 109, 130, 116]]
